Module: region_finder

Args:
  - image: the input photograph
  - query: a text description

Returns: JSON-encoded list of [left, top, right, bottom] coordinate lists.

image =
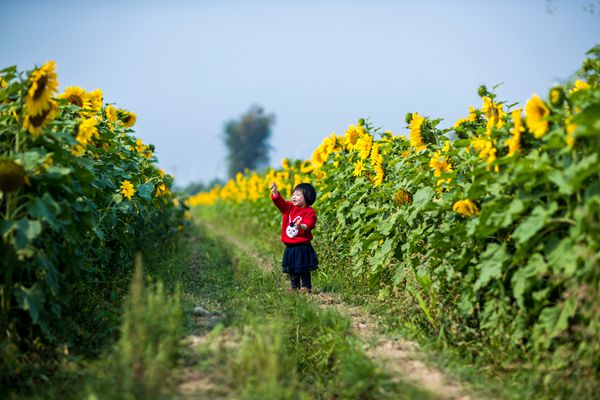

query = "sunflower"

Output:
[[345, 124, 359, 148], [471, 137, 497, 165], [26, 61, 59, 116], [300, 160, 313, 174], [71, 145, 86, 157], [353, 160, 365, 177], [311, 146, 327, 168], [0, 160, 27, 192], [525, 95, 550, 139], [281, 158, 290, 170], [355, 134, 373, 160], [453, 199, 479, 217], [155, 182, 168, 197], [394, 189, 412, 206], [23, 100, 59, 137], [372, 164, 384, 186], [569, 79, 590, 94], [88, 89, 103, 112], [370, 142, 383, 167], [121, 180, 135, 200], [58, 86, 91, 108], [121, 109, 137, 127], [76, 118, 99, 145], [566, 118, 576, 149], [105, 104, 118, 123], [506, 109, 524, 156], [0, 77, 7, 89], [409, 113, 426, 151], [481, 97, 507, 129]]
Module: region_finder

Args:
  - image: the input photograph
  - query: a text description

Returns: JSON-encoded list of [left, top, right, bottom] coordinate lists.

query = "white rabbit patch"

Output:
[[286, 224, 299, 238], [286, 215, 302, 238]]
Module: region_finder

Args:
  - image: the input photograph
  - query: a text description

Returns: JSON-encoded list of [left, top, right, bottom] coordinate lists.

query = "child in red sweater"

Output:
[[270, 182, 318, 293]]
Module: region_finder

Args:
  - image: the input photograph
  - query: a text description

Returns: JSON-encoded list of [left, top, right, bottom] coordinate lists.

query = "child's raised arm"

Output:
[[270, 182, 278, 196], [270, 182, 290, 214]]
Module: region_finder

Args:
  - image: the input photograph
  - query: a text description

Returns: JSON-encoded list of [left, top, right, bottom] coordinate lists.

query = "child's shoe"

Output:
[[299, 288, 312, 294]]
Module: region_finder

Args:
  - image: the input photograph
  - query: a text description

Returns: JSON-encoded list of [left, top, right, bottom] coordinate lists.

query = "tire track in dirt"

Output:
[[201, 220, 486, 400]]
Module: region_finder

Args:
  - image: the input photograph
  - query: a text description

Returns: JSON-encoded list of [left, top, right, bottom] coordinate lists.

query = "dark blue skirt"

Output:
[[282, 242, 318, 274]]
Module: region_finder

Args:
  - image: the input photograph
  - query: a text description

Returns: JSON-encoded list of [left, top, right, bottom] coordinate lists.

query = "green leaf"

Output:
[[27, 193, 63, 231], [544, 236, 577, 276], [14, 219, 42, 249], [513, 203, 557, 244], [15, 283, 45, 325], [474, 243, 508, 290], [136, 182, 154, 202], [548, 153, 599, 195]]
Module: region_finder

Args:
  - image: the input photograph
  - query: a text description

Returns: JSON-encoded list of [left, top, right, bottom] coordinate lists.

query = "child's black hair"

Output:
[[293, 183, 317, 206]]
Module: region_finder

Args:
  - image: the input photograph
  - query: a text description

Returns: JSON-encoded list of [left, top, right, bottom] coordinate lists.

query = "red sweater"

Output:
[[271, 192, 317, 244]]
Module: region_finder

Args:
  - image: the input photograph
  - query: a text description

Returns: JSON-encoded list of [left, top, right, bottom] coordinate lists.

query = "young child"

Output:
[[270, 181, 318, 293]]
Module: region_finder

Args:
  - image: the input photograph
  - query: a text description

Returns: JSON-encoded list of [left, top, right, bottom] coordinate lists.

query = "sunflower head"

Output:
[[549, 87, 565, 107], [58, 86, 90, 108], [23, 100, 59, 137], [120, 110, 137, 127], [0, 160, 27, 193], [26, 61, 59, 116], [525, 95, 551, 139], [452, 199, 480, 217]]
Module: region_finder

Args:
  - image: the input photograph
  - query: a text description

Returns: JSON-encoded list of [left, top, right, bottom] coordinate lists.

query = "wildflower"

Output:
[[409, 113, 426, 151], [525, 95, 550, 138], [453, 199, 480, 217], [58, 86, 91, 108], [353, 160, 365, 177], [121, 180, 135, 200], [26, 61, 59, 116]]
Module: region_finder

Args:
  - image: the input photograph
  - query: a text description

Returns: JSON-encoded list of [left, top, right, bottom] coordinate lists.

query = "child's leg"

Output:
[[289, 273, 300, 289], [300, 271, 311, 290]]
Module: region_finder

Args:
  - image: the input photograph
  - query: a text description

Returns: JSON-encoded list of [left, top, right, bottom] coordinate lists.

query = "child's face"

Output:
[[291, 190, 307, 207]]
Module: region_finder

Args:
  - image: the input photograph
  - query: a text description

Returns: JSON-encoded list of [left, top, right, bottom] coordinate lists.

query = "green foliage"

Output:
[[85, 255, 183, 400], [0, 63, 186, 387]]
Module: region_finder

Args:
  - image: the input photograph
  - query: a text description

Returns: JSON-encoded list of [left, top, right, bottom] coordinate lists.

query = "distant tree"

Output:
[[223, 105, 275, 178]]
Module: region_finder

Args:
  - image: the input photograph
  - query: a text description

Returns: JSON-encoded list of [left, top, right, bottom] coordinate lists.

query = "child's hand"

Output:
[[270, 182, 278, 195]]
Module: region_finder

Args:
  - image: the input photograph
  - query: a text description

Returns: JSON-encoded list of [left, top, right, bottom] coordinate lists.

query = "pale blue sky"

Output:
[[1, 0, 598, 186]]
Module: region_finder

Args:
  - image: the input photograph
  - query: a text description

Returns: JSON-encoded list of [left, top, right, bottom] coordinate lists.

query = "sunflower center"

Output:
[[30, 107, 51, 127], [69, 95, 83, 107], [33, 74, 48, 100]]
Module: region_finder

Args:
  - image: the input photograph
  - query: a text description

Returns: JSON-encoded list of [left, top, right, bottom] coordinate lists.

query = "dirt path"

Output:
[[199, 220, 484, 400]]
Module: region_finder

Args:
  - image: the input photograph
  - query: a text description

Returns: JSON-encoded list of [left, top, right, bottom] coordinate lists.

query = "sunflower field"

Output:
[[190, 46, 600, 385], [0, 62, 186, 381]]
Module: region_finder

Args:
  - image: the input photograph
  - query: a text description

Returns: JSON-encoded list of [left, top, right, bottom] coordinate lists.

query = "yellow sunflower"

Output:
[[58, 86, 91, 108], [394, 190, 412, 206], [121, 109, 137, 127], [525, 95, 550, 139], [409, 113, 426, 151], [353, 160, 365, 177], [26, 61, 59, 116], [88, 89, 103, 112], [155, 182, 168, 197], [121, 180, 135, 200], [23, 100, 59, 137], [105, 104, 118, 123], [569, 79, 590, 94], [506, 109, 524, 156], [0, 77, 8, 89], [453, 199, 480, 217], [355, 134, 373, 160], [76, 118, 99, 146]]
